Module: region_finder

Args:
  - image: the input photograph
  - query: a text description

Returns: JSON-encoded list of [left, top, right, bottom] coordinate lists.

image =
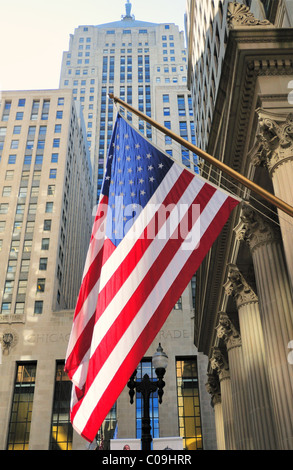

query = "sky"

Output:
[[0, 0, 187, 92]]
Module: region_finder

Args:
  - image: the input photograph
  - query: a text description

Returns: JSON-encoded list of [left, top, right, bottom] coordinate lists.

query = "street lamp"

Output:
[[127, 344, 168, 451]]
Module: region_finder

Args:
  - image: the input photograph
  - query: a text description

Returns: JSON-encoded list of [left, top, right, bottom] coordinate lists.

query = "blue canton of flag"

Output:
[[102, 114, 174, 246]]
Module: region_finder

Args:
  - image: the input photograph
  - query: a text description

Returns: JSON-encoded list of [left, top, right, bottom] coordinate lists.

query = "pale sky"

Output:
[[0, 0, 187, 92]]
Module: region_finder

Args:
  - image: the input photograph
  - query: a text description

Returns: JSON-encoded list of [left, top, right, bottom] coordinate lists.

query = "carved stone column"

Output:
[[224, 265, 279, 449], [235, 207, 293, 449], [206, 374, 225, 450], [210, 348, 236, 450], [250, 109, 293, 288], [216, 313, 253, 449]]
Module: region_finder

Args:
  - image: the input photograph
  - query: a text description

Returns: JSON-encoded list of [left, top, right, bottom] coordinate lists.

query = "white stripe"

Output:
[[73, 190, 229, 433]]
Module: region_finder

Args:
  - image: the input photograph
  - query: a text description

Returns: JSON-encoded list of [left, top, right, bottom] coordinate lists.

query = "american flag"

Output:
[[65, 114, 240, 442]]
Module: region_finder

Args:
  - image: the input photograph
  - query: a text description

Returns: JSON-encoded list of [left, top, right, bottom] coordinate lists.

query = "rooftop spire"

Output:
[[122, 0, 135, 20]]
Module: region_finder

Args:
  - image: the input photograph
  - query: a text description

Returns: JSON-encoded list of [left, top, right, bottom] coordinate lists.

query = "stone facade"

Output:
[[186, 0, 293, 449]]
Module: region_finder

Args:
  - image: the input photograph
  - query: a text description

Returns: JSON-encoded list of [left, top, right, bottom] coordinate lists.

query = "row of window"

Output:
[[7, 356, 201, 451], [1, 97, 64, 123]]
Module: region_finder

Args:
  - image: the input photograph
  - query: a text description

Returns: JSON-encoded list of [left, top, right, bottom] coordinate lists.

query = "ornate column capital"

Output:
[[224, 264, 258, 308], [249, 109, 293, 175], [206, 373, 221, 406], [216, 312, 241, 351], [227, 3, 273, 29], [210, 347, 230, 382], [234, 205, 280, 252]]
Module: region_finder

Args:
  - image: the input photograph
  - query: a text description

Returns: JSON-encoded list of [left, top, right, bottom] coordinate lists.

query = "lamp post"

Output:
[[127, 344, 168, 451]]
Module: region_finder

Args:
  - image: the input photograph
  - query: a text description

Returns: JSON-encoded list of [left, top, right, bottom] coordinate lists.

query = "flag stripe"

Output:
[[71, 188, 230, 435]]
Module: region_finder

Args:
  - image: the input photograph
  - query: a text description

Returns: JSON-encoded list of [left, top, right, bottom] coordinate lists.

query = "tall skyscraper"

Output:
[[0, 89, 93, 449], [59, 0, 198, 204]]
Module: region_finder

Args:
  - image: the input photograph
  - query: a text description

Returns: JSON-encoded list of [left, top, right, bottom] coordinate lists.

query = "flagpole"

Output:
[[109, 93, 293, 219]]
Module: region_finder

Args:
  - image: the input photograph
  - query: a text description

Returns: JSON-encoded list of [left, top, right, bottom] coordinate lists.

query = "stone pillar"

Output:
[[235, 206, 293, 449], [224, 265, 279, 449], [210, 348, 236, 450], [250, 109, 293, 288], [216, 312, 253, 449], [206, 374, 225, 450]]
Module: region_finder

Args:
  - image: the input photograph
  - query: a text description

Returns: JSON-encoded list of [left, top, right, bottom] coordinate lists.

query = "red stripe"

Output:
[[76, 195, 239, 442], [71, 182, 216, 414]]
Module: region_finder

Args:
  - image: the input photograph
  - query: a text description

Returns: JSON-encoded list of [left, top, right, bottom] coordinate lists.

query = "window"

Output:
[[5, 170, 14, 180], [26, 220, 35, 233], [51, 153, 58, 163], [58, 97, 64, 106], [4, 280, 14, 294], [28, 204, 37, 215], [0, 221, 5, 232], [13, 125, 21, 134], [37, 278, 45, 292], [16, 112, 23, 121], [49, 169, 57, 179], [8, 154, 16, 164], [45, 202, 53, 213], [35, 154, 43, 165], [47, 185, 55, 195], [41, 238, 50, 250], [1, 302, 11, 314], [20, 259, 30, 273], [10, 240, 20, 255], [18, 280, 27, 295], [43, 219, 52, 231], [18, 99, 26, 107], [54, 124, 61, 133], [56, 111, 63, 119], [39, 258, 48, 271], [18, 186, 27, 199], [15, 302, 25, 315], [13, 221, 22, 234], [53, 139, 60, 148], [23, 240, 32, 253], [34, 301, 43, 314], [7, 260, 17, 273], [49, 362, 73, 450], [163, 107, 170, 116], [2, 186, 11, 197], [6, 363, 36, 449], [0, 203, 9, 214], [176, 358, 202, 450]]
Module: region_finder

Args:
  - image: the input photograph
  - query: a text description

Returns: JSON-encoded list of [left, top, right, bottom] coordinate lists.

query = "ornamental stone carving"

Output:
[[216, 312, 241, 351], [0, 329, 18, 356], [249, 109, 293, 175], [234, 205, 279, 252], [224, 265, 258, 308], [206, 373, 221, 406], [227, 2, 273, 29], [210, 347, 230, 382]]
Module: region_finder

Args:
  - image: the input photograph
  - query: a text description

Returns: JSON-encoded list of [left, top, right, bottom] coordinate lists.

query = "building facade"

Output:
[[186, 0, 293, 450], [0, 89, 93, 449]]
